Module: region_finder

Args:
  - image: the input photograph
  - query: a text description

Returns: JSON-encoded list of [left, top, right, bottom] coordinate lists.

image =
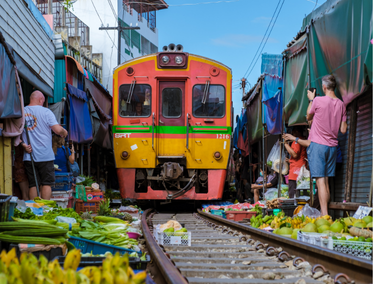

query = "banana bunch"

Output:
[[0, 249, 147, 284], [270, 216, 290, 229], [291, 216, 303, 229], [79, 252, 146, 284]]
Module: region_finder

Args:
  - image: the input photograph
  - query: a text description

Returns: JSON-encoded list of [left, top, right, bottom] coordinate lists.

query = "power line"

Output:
[[242, 0, 282, 79], [245, 0, 285, 80]]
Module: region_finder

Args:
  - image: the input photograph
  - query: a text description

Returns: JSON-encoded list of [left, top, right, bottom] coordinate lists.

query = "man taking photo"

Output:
[[283, 75, 347, 216]]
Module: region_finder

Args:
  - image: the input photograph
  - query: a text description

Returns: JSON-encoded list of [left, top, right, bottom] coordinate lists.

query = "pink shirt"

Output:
[[308, 96, 346, 147]]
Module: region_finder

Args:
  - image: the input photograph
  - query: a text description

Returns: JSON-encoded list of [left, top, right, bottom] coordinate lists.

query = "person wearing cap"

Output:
[[21, 91, 68, 200], [283, 75, 347, 216], [283, 126, 307, 198]]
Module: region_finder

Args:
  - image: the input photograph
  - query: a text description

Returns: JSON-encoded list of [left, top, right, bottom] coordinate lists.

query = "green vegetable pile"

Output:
[[104, 189, 122, 200], [14, 208, 82, 222], [70, 220, 138, 249], [76, 175, 96, 187]]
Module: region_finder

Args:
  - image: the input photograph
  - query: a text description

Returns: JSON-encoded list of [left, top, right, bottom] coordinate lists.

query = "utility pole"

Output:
[[241, 78, 246, 108], [99, 25, 140, 66]]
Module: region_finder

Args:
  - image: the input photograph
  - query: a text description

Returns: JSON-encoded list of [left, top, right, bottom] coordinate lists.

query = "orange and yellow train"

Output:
[[112, 44, 233, 201]]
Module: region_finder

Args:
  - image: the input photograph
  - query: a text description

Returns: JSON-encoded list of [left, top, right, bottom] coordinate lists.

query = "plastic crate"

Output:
[[54, 254, 150, 270], [210, 210, 226, 219], [154, 228, 191, 246], [75, 199, 100, 214], [297, 231, 330, 249], [0, 195, 11, 222], [51, 197, 71, 209], [52, 183, 71, 192], [332, 240, 372, 260], [9, 243, 64, 260], [55, 172, 73, 184], [225, 211, 256, 222], [68, 236, 138, 256], [279, 205, 297, 217]]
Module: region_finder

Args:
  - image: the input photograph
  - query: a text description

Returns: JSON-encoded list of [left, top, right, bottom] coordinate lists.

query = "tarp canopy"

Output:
[[261, 54, 283, 134], [85, 79, 112, 121], [66, 84, 93, 143], [246, 81, 263, 144], [49, 59, 66, 104], [0, 43, 21, 119], [303, 0, 372, 105], [283, 34, 308, 126]]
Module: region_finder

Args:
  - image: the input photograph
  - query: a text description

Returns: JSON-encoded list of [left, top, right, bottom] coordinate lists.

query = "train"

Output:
[[112, 44, 233, 201]]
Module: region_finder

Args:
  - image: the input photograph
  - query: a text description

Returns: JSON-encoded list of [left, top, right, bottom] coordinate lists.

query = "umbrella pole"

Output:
[[24, 125, 41, 198]]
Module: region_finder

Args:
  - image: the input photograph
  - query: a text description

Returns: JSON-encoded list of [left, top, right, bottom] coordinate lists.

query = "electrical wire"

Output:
[[242, 0, 282, 79], [244, 0, 285, 80]]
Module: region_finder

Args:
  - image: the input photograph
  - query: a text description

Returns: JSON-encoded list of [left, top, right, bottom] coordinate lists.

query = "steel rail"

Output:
[[198, 209, 372, 284], [141, 209, 188, 284]]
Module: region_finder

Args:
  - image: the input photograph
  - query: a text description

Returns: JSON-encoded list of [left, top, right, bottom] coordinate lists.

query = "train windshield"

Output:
[[162, 88, 182, 118], [119, 84, 151, 117], [192, 85, 225, 118]]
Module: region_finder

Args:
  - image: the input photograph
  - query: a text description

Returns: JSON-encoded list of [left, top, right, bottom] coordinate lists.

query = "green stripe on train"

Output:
[[113, 125, 232, 134]]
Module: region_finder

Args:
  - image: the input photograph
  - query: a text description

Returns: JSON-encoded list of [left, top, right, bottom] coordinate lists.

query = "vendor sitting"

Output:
[[52, 134, 75, 172], [251, 168, 278, 203]]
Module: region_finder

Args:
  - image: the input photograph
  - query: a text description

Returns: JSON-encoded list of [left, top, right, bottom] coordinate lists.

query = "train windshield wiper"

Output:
[[126, 80, 136, 104]]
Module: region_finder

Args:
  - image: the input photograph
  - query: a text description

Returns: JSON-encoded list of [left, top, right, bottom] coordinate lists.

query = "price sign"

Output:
[[170, 236, 182, 245], [353, 206, 372, 219]]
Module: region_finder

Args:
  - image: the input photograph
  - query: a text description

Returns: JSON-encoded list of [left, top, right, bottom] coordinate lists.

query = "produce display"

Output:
[[0, 248, 146, 284], [71, 219, 139, 249], [0, 220, 71, 247], [203, 202, 264, 213], [14, 207, 82, 222]]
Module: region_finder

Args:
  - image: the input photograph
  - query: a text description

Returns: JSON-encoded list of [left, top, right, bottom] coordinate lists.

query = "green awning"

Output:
[[283, 35, 308, 126], [304, 0, 372, 105], [246, 80, 263, 144]]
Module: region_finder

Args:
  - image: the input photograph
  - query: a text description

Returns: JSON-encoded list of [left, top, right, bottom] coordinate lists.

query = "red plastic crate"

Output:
[[75, 199, 100, 214], [225, 211, 256, 222]]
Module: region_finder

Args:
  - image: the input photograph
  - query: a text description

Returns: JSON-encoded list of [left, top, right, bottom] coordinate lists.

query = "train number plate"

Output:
[[216, 134, 230, 139]]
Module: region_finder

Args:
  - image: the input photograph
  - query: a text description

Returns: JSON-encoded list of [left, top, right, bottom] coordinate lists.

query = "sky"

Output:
[[156, 0, 327, 116]]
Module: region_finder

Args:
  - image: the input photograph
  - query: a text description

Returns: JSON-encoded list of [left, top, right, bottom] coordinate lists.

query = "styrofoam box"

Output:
[[297, 231, 332, 249], [52, 190, 73, 199], [154, 228, 191, 246]]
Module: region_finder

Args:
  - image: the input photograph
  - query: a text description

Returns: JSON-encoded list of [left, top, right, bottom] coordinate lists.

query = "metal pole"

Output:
[[24, 125, 40, 198], [117, 27, 121, 66]]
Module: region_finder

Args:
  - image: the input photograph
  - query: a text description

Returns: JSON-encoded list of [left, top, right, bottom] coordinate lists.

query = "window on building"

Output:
[[119, 84, 151, 117], [162, 88, 182, 118], [192, 85, 225, 118]]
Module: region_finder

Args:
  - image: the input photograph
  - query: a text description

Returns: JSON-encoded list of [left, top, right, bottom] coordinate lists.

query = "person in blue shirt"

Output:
[[52, 134, 75, 172]]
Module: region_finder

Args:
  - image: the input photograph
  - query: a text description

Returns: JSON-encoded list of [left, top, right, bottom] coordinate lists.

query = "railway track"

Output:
[[141, 209, 372, 284]]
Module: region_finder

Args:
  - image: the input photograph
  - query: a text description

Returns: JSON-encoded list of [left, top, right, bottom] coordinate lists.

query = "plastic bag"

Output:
[[264, 188, 278, 201], [56, 216, 77, 224], [75, 176, 85, 184], [267, 140, 286, 171], [296, 165, 311, 189], [295, 204, 321, 218]]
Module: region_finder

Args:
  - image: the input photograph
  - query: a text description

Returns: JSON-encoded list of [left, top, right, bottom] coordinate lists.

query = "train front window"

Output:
[[162, 88, 182, 118], [119, 84, 151, 117], [192, 84, 225, 118]]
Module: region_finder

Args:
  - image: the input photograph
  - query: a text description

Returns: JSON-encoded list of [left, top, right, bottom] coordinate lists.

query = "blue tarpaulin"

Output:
[[67, 84, 93, 143], [261, 54, 284, 134]]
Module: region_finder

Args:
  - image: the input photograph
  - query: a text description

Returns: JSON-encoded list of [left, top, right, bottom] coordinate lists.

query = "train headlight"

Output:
[[175, 56, 183, 65], [162, 56, 170, 64], [121, 151, 129, 160], [213, 151, 222, 160]]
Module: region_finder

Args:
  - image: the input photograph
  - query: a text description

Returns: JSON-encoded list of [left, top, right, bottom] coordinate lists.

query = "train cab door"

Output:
[[157, 81, 185, 157]]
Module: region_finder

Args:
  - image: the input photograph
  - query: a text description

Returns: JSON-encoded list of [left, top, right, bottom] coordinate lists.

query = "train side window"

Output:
[[192, 84, 225, 118], [119, 84, 151, 117], [162, 88, 182, 118]]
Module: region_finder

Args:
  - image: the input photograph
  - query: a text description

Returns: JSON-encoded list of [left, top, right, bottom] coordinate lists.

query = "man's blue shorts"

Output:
[[307, 142, 337, 178]]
